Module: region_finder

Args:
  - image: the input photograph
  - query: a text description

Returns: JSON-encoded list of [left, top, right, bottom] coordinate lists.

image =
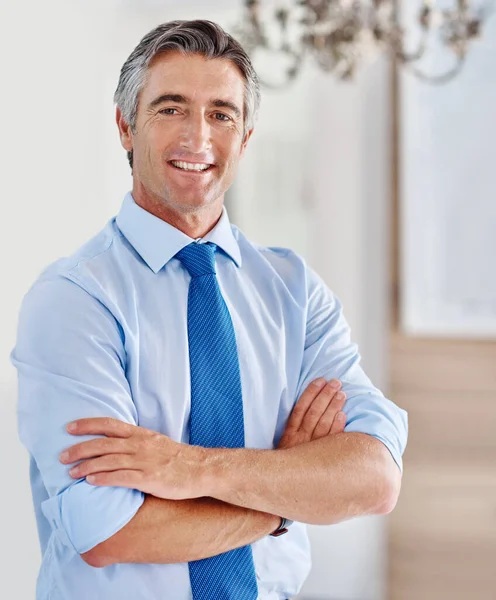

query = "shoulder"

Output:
[[232, 225, 306, 281], [19, 220, 125, 325], [232, 224, 332, 301], [12, 230, 127, 374], [35, 218, 122, 288]]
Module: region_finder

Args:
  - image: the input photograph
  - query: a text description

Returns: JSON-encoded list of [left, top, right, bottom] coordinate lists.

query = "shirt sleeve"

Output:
[[296, 265, 408, 473], [11, 274, 145, 555]]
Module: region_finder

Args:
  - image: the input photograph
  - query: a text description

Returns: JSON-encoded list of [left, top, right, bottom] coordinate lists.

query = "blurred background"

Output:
[[0, 0, 495, 598]]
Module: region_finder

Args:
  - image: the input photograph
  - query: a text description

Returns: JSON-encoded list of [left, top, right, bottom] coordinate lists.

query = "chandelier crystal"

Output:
[[233, 0, 494, 86]]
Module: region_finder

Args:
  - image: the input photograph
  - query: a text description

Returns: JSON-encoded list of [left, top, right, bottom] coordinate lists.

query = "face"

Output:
[[117, 51, 253, 216]]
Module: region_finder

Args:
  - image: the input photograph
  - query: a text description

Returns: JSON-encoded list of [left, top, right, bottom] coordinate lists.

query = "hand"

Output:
[[277, 378, 347, 450], [59, 418, 207, 500]]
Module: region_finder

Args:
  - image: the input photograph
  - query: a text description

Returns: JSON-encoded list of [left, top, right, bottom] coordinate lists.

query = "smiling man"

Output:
[[123, 49, 249, 232], [11, 20, 408, 600]]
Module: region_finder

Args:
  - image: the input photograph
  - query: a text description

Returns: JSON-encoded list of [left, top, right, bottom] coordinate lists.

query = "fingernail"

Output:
[[67, 422, 77, 432], [329, 379, 341, 389], [336, 391, 346, 401], [314, 378, 327, 388], [59, 451, 69, 462]]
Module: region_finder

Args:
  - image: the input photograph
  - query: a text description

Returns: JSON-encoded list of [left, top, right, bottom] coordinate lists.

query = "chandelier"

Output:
[[234, 0, 494, 85]]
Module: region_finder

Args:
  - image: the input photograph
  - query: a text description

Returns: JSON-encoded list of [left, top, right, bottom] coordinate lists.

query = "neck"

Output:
[[131, 185, 224, 239]]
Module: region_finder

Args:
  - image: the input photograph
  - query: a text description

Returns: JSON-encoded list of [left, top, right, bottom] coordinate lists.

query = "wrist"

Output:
[[195, 446, 228, 497]]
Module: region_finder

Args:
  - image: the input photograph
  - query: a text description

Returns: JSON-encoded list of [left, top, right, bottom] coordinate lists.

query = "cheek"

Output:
[[133, 133, 160, 165], [218, 138, 243, 171], [144, 125, 171, 153]]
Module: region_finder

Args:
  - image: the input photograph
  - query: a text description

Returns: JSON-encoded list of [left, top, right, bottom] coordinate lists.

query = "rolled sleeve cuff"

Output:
[[42, 480, 145, 554], [344, 402, 408, 475]]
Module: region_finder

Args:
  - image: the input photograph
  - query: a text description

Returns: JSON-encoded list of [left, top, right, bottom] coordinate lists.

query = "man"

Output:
[[11, 19, 408, 600]]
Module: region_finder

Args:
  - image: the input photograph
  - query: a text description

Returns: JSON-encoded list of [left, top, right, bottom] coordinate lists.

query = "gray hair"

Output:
[[114, 20, 261, 170]]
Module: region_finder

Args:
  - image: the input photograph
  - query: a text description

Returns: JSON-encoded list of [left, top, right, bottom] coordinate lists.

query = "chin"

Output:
[[170, 188, 218, 206], [168, 196, 213, 213]]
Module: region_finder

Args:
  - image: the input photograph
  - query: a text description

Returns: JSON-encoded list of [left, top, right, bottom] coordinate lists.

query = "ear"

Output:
[[239, 128, 254, 159], [116, 107, 133, 152]]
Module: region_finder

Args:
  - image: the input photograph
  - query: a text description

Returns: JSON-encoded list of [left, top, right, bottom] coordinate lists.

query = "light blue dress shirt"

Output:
[[11, 192, 408, 600]]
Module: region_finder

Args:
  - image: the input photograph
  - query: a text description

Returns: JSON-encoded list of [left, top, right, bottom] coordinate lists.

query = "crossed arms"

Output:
[[66, 383, 399, 567], [12, 274, 408, 568]]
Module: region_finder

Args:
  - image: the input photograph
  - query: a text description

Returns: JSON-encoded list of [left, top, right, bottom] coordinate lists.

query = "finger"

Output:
[[85, 469, 144, 488], [312, 391, 346, 438], [66, 417, 135, 438], [330, 411, 347, 434], [68, 454, 135, 479], [288, 378, 333, 431], [300, 380, 342, 436], [60, 437, 132, 465]]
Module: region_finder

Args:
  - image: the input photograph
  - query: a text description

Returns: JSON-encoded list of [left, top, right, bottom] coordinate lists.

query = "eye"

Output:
[[214, 113, 231, 122], [159, 108, 178, 115]]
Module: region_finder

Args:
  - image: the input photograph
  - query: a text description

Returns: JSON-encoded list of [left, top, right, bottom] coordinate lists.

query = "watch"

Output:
[[270, 517, 294, 537]]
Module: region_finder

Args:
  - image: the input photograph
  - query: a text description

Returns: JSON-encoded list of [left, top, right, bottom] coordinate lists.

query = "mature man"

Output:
[[11, 20, 408, 600]]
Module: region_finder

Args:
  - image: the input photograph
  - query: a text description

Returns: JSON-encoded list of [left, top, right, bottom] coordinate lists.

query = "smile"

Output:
[[169, 160, 213, 173]]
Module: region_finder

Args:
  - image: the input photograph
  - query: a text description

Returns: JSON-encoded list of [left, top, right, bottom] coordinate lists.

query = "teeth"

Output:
[[171, 160, 210, 171]]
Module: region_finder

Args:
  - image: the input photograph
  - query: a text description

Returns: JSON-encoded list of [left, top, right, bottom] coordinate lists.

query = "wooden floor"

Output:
[[387, 332, 496, 600]]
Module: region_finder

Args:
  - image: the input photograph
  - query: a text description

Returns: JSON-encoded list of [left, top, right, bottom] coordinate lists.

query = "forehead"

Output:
[[140, 51, 245, 108]]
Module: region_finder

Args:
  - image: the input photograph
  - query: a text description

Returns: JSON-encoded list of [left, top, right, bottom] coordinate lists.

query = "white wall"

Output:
[[0, 1, 392, 598], [399, 16, 496, 337]]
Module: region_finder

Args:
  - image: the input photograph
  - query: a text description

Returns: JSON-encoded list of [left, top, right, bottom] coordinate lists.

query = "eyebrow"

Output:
[[148, 93, 242, 118], [211, 99, 242, 119]]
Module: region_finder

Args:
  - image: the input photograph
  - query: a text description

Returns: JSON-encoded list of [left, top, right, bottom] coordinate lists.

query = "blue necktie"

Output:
[[175, 241, 258, 600]]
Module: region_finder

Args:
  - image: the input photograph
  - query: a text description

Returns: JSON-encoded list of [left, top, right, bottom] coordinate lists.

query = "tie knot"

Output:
[[175, 242, 217, 278]]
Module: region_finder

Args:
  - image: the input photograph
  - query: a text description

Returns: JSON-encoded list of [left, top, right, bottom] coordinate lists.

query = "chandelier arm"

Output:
[[403, 53, 467, 83], [393, 30, 430, 64], [256, 47, 307, 89]]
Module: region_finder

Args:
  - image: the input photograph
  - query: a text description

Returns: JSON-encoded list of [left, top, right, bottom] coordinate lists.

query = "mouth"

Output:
[[167, 160, 215, 174]]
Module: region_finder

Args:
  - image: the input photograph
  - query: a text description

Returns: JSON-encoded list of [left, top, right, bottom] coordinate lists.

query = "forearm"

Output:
[[202, 433, 401, 525], [83, 494, 279, 567]]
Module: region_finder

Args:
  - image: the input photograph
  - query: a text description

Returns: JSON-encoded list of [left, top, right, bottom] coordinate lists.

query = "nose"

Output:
[[178, 112, 212, 154]]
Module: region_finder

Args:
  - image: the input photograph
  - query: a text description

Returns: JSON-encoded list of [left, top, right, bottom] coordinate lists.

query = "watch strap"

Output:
[[270, 517, 294, 537]]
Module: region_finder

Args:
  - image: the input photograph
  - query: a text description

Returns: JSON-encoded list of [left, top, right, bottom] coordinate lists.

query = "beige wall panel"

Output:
[[391, 334, 496, 394], [393, 391, 496, 460], [388, 334, 496, 600]]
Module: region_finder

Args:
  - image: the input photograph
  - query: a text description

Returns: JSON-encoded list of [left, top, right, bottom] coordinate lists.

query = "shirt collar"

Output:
[[115, 192, 242, 274]]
